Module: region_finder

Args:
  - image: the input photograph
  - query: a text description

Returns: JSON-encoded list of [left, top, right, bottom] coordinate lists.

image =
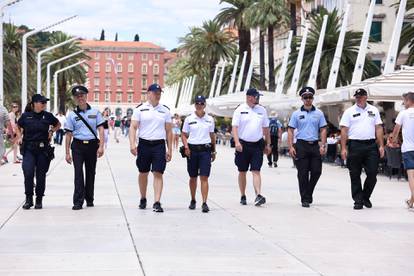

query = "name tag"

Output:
[[241, 112, 249, 114], [141, 109, 149, 111], [353, 113, 361, 118], [367, 111, 375, 117], [299, 115, 305, 119], [158, 110, 166, 114], [88, 115, 97, 119], [75, 117, 81, 121], [189, 122, 197, 125]]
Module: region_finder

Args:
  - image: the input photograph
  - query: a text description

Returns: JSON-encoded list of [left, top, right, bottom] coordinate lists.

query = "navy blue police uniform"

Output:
[[18, 94, 59, 209], [65, 85, 105, 210]]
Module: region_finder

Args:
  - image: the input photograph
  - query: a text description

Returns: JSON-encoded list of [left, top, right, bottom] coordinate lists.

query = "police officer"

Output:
[[129, 83, 173, 213], [232, 88, 271, 206], [181, 95, 216, 213], [288, 87, 327, 208], [340, 88, 384, 210], [15, 94, 61, 209], [65, 85, 105, 210]]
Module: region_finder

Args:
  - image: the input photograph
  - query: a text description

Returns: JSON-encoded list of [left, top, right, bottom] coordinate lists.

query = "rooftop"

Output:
[[79, 40, 165, 51]]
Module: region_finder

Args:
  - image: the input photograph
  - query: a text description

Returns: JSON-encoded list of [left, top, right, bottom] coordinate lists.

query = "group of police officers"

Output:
[[14, 82, 388, 212]]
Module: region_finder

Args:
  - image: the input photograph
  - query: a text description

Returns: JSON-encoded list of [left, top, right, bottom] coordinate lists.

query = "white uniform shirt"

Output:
[[395, 107, 414, 153], [131, 102, 172, 140], [232, 103, 269, 142], [182, 112, 215, 145], [339, 103, 382, 140]]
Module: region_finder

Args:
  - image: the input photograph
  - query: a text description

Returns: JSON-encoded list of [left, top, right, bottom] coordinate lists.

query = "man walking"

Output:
[[267, 111, 282, 168]]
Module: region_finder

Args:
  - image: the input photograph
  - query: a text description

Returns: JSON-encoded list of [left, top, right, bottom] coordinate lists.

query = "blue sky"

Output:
[[5, 0, 228, 51]]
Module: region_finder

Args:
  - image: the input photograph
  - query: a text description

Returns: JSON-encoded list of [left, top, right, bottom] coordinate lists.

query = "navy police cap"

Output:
[[194, 95, 206, 103], [354, 88, 368, 97], [148, 83, 163, 92], [246, 88, 263, 97], [32, 94, 49, 103], [71, 85, 88, 96], [299, 87, 315, 97]]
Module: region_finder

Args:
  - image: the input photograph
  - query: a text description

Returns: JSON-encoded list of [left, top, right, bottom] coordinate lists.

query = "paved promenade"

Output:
[[0, 136, 413, 275]]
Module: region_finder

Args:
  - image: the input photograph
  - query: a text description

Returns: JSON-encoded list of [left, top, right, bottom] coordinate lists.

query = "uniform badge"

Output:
[[189, 122, 197, 125], [241, 112, 248, 114], [88, 115, 97, 119], [299, 115, 305, 119], [141, 109, 149, 112], [353, 113, 361, 118], [75, 117, 81, 121], [39, 142, 44, 148]]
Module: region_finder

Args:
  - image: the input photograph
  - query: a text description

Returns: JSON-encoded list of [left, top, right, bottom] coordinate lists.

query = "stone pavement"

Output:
[[0, 136, 413, 276]]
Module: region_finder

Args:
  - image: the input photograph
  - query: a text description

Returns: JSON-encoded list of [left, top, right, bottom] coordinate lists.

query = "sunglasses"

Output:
[[12, 106, 18, 108], [195, 102, 205, 106], [302, 96, 314, 100]]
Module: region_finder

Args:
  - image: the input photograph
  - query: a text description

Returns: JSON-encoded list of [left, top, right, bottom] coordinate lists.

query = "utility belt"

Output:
[[188, 143, 212, 152], [297, 139, 319, 145], [348, 139, 376, 145], [23, 140, 49, 150], [240, 139, 264, 146], [139, 138, 165, 146], [73, 138, 99, 145]]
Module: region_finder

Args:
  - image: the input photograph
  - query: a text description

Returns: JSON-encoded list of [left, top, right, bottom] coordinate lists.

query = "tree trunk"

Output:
[[268, 26, 275, 91], [259, 29, 266, 90], [238, 22, 251, 87], [58, 74, 67, 113]]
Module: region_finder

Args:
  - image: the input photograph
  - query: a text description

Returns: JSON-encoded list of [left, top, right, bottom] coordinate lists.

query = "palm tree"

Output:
[[397, 0, 414, 65], [278, 8, 380, 91], [245, 0, 290, 91], [41, 32, 89, 112], [215, 0, 253, 83]]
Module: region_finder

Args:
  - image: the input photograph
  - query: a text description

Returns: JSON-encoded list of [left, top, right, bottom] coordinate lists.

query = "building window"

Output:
[[142, 53, 148, 61], [153, 64, 159, 75], [142, 77, 147, 89], [128, 54, 134, 61], [105, 78, 111, 86], [375, 0, 382, 4], [117, 78, 123, 86], [127, 93, 133, 103], [370, 21, 382, 42], [142, 64, 148, 74], [154, 77, 159, 84], [116, 92, 122, 103], [128, 63, 134, 73], [154, 54, 160, 61], [95, 52, 100, 60], [117, 53, 123, 60], [94, 78, 100, 86], [94, 92, 100, 102], [128, 78, 134, 86], [94, 63, 100, 73], [373, 59, 382, 70], [141, 92, 147, 102], [105, 53, 111, 59], [105, 91, 110, 102], [117, 63, 123, 73], [106, 63, 111, 73]]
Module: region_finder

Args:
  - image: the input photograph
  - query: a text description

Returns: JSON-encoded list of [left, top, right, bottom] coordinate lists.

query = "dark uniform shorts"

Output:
[[187, 146, 212, 177], [403, 151, 414, 170], [136, 139, 166, 174], [234, 139, 264, 172]]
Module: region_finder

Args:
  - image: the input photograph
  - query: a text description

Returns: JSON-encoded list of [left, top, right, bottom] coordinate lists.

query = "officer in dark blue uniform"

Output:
[[288, 87, 327, 208], [15, 94, 60, 210], [65, 85, 105, 210]]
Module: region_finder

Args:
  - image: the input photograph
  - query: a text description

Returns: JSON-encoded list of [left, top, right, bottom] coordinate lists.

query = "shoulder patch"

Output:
[[162, 104, 170, 110]]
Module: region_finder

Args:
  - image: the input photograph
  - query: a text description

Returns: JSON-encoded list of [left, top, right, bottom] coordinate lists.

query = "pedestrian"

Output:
[[391, 92, 414, 208], [54, 112, 66, 145], [172, 113, 182, 149], [267, 111, 282, 168], [232, 88, 271, 206], [114, 115, 122, 143], [288, 87, 327, 208], [129, 83, 173, 213], [0, 103, 11, 166], [64, 85, 105, 210], [340, 88, 384, 210], [3, 103, 21, 163], [15, 94, 61, 209], [102, 109, 110, 149], [181, 95, 216, 213], [124, 116, 131, 137]]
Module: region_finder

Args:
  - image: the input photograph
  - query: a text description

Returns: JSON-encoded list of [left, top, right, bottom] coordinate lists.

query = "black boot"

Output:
[[22, 196, 33, 210], [34, 196, 43, 209]]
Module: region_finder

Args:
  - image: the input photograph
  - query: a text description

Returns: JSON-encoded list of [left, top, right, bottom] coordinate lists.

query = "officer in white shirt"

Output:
[[181, 95, 216, 213], [232, 88, 271, 207], [391, 92, 414, 208], [129, 84, 173, 213], [340, 88, 384, 210]]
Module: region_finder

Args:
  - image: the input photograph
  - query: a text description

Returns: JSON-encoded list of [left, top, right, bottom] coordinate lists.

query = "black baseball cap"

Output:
[[354, 88, 368, 97], [31, 94, 49, 103], [194, 95, 206, 103], [299, 87, 315, 97], [246, 88, 262, 97], [71, 85, 89, 96], [148, 83, 163, 92]]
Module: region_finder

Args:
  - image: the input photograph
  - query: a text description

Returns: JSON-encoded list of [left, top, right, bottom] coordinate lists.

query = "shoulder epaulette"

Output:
[[163, 104, 170, 110], [136, 103, 143, 108]]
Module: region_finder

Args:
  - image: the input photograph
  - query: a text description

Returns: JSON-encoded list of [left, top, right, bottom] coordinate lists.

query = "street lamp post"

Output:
[[46, 50, 83, 110], [0, 0, 22, 105], [21, 15, 77, 109], [53, 60, 85, 112]]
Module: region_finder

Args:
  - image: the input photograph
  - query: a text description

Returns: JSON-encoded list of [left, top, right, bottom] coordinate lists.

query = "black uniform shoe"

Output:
[[34, 196, 43, 209], [363, 199, 372, 208], [273, 162, 278, 168], [353, 202, 363, 210], [86, 201, 94, 207], [153, 202, 164, 213], [189, 200, 196, 210], [254, 194, 266, 206], [72, 205, 83, 210], [22, 196, 33, 210], [268, 163, 272, 168], [202, 203, 210, 213], [302, 202, 310, 208], [240, 195, 247, 205], [139, 198, 147, 209]]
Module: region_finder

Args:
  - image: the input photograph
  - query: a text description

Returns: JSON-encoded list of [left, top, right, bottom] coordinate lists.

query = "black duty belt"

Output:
[[25, 141, 49, 149], [139, 138, 165, 146], [73, 138, 99, 145], [349, 139, 376, 144], [188, 143, 212, 152], [297, 139, 319, 145], [240, 139, 263, 146]]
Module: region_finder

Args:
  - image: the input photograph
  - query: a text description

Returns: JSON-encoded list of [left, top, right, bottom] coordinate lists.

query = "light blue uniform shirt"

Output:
[[65, 104, 105, 140], [288, 106, 327, 141]]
